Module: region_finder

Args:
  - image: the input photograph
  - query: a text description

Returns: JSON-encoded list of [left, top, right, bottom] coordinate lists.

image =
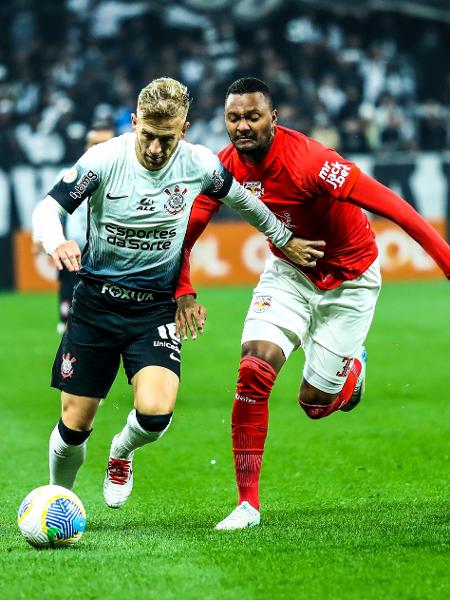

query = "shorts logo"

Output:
[[164, 185, 187, 215], [243, 181, 264, 199], [336, 357, 353, 377], [253, 295, 272, 313], [61, 353, 77, 379], [101, 282, 154, 302], [318, 160, 351, 190], [156, 325, 181, 363]]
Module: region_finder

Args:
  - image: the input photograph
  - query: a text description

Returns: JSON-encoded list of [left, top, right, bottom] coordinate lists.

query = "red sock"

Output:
[[232, 356, 277, 511], [300, 358, 362, 419]]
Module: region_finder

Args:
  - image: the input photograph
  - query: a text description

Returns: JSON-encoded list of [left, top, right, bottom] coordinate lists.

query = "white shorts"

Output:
[[241, 256, 382, 393]]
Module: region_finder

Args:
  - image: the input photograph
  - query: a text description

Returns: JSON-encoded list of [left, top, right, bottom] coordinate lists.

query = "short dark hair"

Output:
[[225, 78, 272, 107]]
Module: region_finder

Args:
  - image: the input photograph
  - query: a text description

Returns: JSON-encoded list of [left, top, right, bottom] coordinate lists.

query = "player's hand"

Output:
[[51, 240, 82, 272], [175, 294, 207, 340], [280, 237, 326, 268]]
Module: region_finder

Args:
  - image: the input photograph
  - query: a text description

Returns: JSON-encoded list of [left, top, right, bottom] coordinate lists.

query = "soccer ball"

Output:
[[17, 484, 86, 548]]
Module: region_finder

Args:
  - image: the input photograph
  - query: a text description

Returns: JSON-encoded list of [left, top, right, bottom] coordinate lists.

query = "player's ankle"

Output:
[[238, 494, 260, 511]]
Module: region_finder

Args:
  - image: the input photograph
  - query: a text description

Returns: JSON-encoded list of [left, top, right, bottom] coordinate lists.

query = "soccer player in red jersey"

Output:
[[175, 78, 450, 530]]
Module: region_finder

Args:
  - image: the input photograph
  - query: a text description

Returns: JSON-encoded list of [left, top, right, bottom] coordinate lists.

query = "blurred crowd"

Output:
[[1, 0, 450, 168]]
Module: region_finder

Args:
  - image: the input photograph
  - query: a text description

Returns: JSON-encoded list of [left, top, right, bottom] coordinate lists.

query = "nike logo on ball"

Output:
[[106, 192, 128, 199]]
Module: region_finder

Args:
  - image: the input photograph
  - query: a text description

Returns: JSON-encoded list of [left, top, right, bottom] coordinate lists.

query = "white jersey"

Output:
[[47, 133, 291, 292]]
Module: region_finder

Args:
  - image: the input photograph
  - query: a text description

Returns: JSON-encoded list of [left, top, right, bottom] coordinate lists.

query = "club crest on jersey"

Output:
[[253, 295, 272, 313], [164, 185, 187, 215], [61, 353, 76, 379], [243, 181, 264, 199]]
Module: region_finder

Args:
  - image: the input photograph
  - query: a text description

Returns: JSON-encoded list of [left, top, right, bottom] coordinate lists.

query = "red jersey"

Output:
[[217, 126, 378, 289], [176, 126, 450, 297]]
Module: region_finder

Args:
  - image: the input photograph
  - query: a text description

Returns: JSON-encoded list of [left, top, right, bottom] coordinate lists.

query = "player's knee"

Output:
[[237, 355, 277, 396], [298, 381, 336, 420], [61, 395, 99, 431], [133, 368, 179, 414], [238, 354, 277, 381], [298, 399, 330, 420], [241, 342, 285, 374]]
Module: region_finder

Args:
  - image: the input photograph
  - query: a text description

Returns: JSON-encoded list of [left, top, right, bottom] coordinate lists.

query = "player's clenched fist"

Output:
[[280, 237, 326, 268], [175, 294, 208, 340], [51, 240, 82, 272]]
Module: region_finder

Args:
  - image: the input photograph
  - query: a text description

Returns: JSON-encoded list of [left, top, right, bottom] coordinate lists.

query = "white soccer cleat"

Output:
[[103, 435, 134, 509], [215, 501, 261, 530]]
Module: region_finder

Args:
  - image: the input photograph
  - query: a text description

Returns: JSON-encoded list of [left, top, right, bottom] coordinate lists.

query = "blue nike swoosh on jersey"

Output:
[[106, 192, 128, 199]]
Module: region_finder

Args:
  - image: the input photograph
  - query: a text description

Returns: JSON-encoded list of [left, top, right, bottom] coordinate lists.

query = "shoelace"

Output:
[[107, 458, 131, 485]]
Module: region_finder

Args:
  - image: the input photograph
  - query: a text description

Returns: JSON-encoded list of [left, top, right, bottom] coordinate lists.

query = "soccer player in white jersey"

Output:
[[32, 77, 318, 510]]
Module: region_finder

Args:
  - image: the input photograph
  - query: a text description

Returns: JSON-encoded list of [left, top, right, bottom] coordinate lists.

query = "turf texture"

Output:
[[0, 281, 449, 599]]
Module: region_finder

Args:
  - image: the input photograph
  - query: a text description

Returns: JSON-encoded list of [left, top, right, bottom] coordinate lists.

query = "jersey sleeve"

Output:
[[47, 145, 104, 214], [303, 148, 361, 200], [197, 146, 234, 198], [349, 172, 450, 278]]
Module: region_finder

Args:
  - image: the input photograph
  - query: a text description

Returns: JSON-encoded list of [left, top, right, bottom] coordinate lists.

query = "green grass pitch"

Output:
[[0, 281, 449, 599]]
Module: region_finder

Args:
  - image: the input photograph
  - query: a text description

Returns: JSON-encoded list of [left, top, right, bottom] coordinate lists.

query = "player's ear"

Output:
[[131, 113, 138, 130], [272, 109, 278, 126], [181, 121, 190, 138]]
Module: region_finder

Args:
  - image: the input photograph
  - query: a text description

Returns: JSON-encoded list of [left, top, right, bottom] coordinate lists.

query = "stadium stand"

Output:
[[0, 0, 449, 163]]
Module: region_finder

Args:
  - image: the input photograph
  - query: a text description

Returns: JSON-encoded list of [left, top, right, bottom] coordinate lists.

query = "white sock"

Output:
[[112, 410, 172, 458], [49, 423, 88, 490]]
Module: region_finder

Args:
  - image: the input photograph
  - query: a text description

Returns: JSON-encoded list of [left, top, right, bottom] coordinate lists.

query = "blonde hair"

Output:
[[137, 77, 191, 121]]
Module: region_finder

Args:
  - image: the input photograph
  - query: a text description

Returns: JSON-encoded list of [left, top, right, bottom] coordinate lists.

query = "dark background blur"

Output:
[[1, 0, 449, 163]]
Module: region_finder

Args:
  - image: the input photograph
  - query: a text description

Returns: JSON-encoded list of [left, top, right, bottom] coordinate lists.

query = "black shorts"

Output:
[[51, 278, 180, 398]]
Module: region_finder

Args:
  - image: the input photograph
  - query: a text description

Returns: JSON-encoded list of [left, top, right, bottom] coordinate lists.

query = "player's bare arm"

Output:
[[280, 237, 326, 268], [175, 294, 208, 340]]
